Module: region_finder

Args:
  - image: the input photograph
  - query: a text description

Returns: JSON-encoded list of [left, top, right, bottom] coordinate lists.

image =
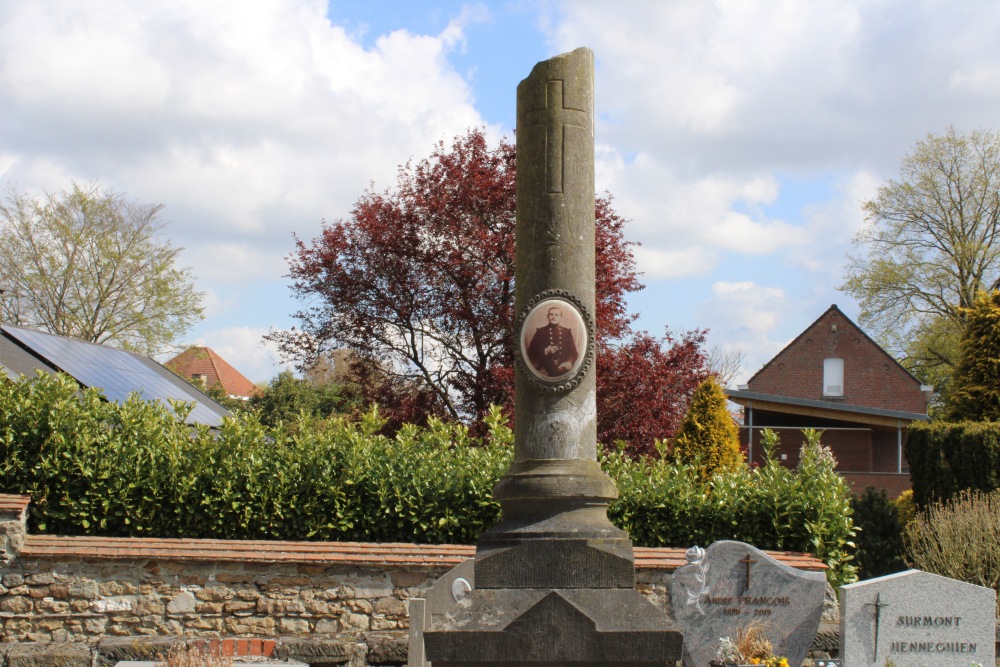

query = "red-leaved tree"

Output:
[[597, 329, 709, 456], [269, 129, 710, 450]]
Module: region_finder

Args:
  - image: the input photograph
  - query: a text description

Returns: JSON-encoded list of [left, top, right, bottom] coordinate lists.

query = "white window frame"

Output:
[[823, 358, 844, 397]]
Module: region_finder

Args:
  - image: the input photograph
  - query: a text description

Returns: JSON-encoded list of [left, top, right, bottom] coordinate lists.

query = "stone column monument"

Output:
[[424, 47, 683, 667]]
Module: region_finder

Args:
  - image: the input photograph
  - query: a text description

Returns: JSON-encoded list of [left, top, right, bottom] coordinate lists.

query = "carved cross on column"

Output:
[[524, 79, 588, 194]]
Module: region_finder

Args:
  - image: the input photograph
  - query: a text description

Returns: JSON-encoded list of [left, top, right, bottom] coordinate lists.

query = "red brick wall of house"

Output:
[[747, 307, 927, 414], [871, 431, 908, 473], [742, 427, 874, 472], [840, 472, 912, 499]]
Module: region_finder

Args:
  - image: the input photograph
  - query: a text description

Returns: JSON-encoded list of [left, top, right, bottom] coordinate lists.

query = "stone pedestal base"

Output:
[[424, 587, 682, 667]]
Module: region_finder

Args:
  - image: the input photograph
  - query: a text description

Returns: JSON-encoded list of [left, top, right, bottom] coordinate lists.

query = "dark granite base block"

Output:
[[425, 587, 682, 666], [475, 538, 636, 589]]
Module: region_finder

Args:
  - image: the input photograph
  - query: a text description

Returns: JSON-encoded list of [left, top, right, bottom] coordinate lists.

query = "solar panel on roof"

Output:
[[1, 325, 229, 427]]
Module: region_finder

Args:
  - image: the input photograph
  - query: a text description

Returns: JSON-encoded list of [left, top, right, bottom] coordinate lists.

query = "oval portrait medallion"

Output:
[[518, 297, 588, 384]]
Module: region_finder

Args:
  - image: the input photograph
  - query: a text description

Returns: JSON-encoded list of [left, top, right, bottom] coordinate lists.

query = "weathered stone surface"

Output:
[[1, 595, 32, 613], [840, 569, 996, 667], [810, 622, 839, 653], [374, 597, 407, 617], [277, 636, 353, 664], [314, 618, 340, 634], [365, 632, 408, 665], [67, 580, 99, 600], [166, 591, 197, 614], [280, 618, 311, 634], [5, 642, 91, 667], [95, 636, 181, 667], [424, 46, 683, 667], [671, 541, 826, 667]]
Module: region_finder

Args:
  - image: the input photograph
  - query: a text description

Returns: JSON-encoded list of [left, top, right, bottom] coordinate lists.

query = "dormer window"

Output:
[[823, 358, 844, 397]]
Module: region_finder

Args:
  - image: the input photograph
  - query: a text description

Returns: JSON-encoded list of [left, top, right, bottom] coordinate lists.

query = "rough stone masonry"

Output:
[[423, 48, 683, 667]]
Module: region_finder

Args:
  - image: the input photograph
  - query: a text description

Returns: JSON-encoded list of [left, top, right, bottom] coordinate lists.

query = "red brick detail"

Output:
[[747, 305, 928, 414], [188, 638, 275, 658], [20, 535, 825, 572], [0, 493, 30, 515]]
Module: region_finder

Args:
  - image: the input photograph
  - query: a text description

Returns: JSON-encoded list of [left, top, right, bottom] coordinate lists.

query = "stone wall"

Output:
[[0, 495, 825, 667]]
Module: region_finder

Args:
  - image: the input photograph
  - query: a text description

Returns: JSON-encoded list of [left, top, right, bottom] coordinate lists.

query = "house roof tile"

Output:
[[166, 347, 258, 398]]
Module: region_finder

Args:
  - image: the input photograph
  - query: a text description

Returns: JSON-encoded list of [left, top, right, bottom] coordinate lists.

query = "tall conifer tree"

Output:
[[947, 290, 1000, 421], [671, 376, 744, 480]]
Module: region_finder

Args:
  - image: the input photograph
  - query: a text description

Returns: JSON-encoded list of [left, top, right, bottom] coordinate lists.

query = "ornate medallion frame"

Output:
[[516, 289, 595, 393]]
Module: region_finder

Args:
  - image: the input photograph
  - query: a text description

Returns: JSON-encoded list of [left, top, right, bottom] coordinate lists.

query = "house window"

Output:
[[823, 358, 844, 397], [192, 373, 208, 387]]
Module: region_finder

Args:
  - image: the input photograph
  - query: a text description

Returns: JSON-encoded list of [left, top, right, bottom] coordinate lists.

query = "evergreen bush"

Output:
[[905, 420, 1000, 507], [946, 290, 1000, 421], [671, 377, 744, 481], [850, 487, 906, 579], [0, 373, 855, 585]]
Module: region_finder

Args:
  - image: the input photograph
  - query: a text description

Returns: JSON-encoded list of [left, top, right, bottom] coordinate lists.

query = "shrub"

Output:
[[671, 377, 744, 481], [905, 420, 1000, 508], [850, 487, 905, 579], [608, 428, 856, 587], [0, 373, 855, 585], [893, 489, 916, 528], [946, 290, 1000, 421], [903, 489, 1000, 613]]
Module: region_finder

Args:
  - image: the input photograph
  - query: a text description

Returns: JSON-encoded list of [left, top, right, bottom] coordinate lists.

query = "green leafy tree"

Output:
[[0, 183, 204, 356], [840, 127, 1000, 406], [671, 377, 744, 480], [946, 290, 1000, 421], [247, 371, 360, 427]]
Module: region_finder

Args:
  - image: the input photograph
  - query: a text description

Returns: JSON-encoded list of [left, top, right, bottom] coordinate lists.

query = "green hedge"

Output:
[[0, 373, 855, 585], [905, 421, 1000, 508]]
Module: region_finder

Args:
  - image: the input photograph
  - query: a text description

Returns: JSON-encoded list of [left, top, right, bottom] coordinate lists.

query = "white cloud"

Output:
[[697, 280, 792, 385], [634, 245, 715, 279], [0, 0, 488, 375], [795, 169, 880, 274]]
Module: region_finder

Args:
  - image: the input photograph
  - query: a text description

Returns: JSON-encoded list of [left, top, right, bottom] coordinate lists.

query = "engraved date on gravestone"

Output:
[[707, 595, 792, 618]]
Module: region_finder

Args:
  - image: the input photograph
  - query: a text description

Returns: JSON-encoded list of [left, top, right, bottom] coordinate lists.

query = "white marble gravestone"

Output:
[[671, 541, 826, 667], [840, 569, 995, 667]]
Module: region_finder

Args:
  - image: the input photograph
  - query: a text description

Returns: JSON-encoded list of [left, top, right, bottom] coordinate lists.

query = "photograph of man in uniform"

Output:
[[525, 303, 581, 379]]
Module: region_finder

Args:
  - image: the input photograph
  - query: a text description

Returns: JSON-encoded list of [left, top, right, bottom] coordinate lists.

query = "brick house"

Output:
[[165, 346, 259, 399], [725, 305, 932, 498]]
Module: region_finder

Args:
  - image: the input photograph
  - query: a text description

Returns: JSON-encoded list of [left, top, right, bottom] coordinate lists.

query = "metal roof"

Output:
[[726, 389, 929, 426], [0, 325, 231, 428]]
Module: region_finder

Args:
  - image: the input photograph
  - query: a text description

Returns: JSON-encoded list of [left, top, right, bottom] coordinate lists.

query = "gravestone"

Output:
[[407, 559, 474, 667], [423, 47, 683, 667], [840, 569, 996, 667], [671, 541, 826, 667]]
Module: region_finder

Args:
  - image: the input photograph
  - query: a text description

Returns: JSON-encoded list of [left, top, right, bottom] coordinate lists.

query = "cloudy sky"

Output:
[[3, 0, 1000, 385]]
